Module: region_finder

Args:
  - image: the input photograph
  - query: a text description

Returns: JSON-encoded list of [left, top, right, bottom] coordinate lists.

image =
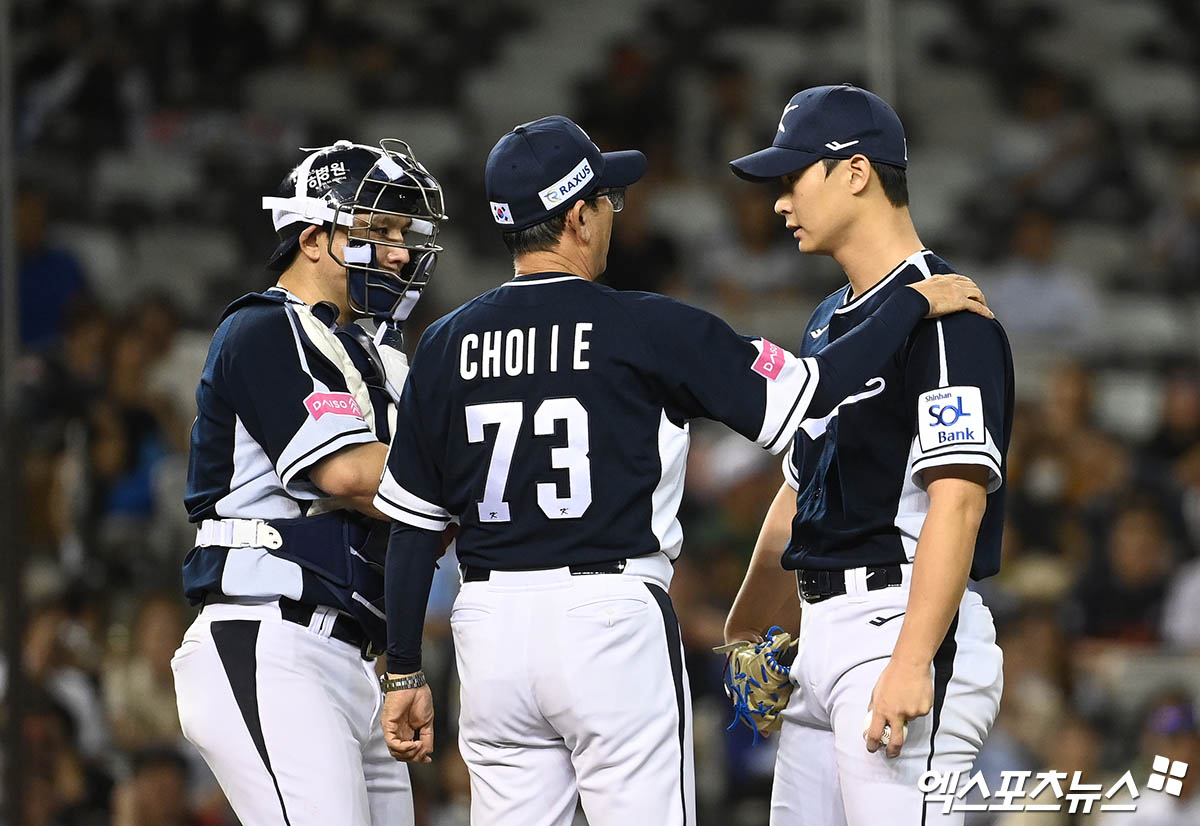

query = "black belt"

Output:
[[797, 564, 904, 604], [462, 559, 628, 582], [277, 597, 370, 652], [204, 595, 373, 657]]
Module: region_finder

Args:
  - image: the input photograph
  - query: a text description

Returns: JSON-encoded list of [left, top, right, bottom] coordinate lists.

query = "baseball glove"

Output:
[[714, 626, 798, 743]]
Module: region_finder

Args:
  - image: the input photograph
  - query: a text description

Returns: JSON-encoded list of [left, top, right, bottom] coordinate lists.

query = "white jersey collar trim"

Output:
[[503, 274, 586, 287], [834, 249, 930, 315], [267, 285, 308, 305]]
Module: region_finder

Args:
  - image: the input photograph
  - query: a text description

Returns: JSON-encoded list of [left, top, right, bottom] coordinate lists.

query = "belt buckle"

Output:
[[230, 519, 258, 547], [798, 571, 818, 603], [798, 569, 841, 604]]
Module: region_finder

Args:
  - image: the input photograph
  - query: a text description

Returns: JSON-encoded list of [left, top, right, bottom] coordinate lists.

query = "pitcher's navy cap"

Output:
[[730, 84, 907, 182], [485, 115, 647, 231]]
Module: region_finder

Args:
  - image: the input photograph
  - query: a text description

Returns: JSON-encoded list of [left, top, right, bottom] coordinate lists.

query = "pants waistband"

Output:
[[797, 564, 909, 604], [459, 552, 673, 589], [202, 595, 374, 658]]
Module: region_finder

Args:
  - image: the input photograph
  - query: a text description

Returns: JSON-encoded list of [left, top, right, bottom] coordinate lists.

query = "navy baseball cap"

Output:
[[730, 84, 908, 182], [485, 115, 647, 231]]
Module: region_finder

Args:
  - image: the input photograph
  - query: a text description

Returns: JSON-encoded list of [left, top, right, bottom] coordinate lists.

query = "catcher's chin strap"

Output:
[[715, 625, 793, 745]]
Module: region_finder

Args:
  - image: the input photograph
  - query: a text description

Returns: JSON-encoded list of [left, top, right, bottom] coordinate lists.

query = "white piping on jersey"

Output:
[[782, 444, 801, 491], [912, 451, 1002, 493], [907, 252, 951, 387], [893, 435, 927, 562], [935, 322, 949, 387], [912, 428, 1004, 494], [834, 248, 931, 314], [283, 304, 314, 377], [375, 472, 452, 531], [266, 285, 305, 305], [502, 275, 582, 287], [799, 376, 887, 439], [650, 411, 689, 561]]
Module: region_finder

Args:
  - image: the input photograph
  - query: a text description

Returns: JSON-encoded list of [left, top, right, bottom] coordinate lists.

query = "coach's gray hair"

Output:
[[502, 212, 569, 257], [502, 197, 603, 257]]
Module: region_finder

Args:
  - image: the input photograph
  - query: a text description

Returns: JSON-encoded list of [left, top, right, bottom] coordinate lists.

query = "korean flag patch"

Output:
[[491, 201, 514, 225], [918, 386, 985, 453]]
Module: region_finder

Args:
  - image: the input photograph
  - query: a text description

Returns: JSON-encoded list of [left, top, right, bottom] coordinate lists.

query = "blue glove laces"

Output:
[[722, 626, 792, 745]]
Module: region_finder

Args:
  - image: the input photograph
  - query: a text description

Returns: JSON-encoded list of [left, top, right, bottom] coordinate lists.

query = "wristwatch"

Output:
[[380, 672, 427, 693]]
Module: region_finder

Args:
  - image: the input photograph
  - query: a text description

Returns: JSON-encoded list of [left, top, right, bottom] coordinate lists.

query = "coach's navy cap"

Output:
[[485, 115, 647, 231], [730, 84, 908, 182]]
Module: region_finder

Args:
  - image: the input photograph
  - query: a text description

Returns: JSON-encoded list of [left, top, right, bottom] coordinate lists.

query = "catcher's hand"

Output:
[[715, 626, 798, 743]]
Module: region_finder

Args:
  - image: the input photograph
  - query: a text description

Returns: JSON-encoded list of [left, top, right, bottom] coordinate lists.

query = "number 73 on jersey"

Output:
[[466, 398, 592, 522]]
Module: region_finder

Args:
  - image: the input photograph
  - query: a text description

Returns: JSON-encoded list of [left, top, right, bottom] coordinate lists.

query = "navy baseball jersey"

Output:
[[184, 286, 384, 603], [782, 249, 1014, 580], [376, 272, 823, 570]]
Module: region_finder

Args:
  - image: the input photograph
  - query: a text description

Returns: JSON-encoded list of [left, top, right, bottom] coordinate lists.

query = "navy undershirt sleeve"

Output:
[[384, 521, 442, 674], [807, 286, 929, 416]]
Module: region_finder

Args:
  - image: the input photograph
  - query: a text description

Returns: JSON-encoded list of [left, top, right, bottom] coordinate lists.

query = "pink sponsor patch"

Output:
[[304, 391, 364, 421], [751, 339, 787, 381]]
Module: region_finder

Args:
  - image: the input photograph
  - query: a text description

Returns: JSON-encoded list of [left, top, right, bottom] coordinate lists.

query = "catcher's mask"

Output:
[[262, 139, 447, 319]]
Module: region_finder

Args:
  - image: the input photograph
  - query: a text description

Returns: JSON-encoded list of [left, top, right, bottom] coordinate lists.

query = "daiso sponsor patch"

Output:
[[751, 339, 786, 380], [304, 391, 363, 421]]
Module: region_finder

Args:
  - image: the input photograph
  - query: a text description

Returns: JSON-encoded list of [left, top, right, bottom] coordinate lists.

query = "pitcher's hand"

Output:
[[865, 659, 932, 758]]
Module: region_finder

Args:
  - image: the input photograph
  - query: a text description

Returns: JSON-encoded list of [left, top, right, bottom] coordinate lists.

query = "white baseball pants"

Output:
[[172, 600, 413, 826], [771, 570, 1003, 826], [450, 553, 695, 826]]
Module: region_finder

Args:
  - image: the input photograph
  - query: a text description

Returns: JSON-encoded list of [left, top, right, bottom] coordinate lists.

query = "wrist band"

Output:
[[380, 672, 427, 693]]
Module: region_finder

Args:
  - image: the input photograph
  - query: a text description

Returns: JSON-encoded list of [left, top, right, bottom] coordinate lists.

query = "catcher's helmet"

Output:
[[262, 139, 447, 318]]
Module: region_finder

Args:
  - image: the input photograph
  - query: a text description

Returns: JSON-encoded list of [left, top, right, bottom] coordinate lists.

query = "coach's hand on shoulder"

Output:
[[908, 274, 994, 320], [381, 674, 434, 763], [864, 658, 933, 759]]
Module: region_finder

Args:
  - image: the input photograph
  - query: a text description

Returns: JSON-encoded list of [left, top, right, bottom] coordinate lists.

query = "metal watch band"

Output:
[[380, 672, 427, 692]]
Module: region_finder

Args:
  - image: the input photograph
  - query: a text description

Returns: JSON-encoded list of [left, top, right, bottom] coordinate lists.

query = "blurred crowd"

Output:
[[6, 0, 1200, 824]]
